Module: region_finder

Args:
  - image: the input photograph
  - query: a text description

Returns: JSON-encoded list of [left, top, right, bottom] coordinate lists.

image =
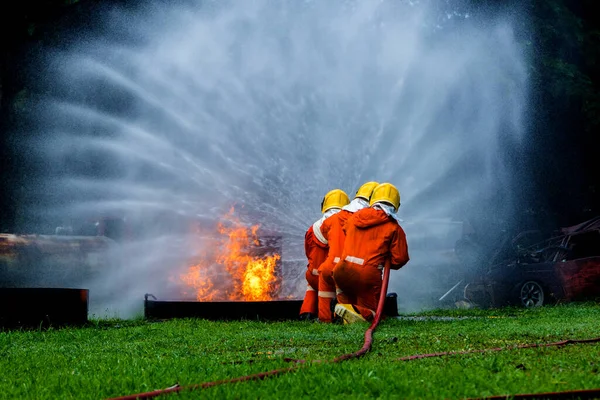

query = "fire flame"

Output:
[[180, 208, 281, 301]]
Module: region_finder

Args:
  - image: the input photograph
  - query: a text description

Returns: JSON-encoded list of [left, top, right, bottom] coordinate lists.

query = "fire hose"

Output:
[[108, 264, 392, 399], [395, 337, 600, 362], [107, 263, 600, 400]]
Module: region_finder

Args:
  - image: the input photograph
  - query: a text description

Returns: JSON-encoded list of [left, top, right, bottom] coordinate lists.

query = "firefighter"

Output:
[[299, 189, 350, 320], [317, 181, 380, 323], [332, 183, 409, 324]]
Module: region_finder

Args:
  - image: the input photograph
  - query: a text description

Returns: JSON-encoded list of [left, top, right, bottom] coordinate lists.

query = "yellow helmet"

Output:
[[321, 189, 350, 213], [355, 181, 379, 201], [369, 183, 401, 211]]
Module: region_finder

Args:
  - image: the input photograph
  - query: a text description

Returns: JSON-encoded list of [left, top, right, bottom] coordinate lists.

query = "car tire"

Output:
[[517, 280, 545, 308]]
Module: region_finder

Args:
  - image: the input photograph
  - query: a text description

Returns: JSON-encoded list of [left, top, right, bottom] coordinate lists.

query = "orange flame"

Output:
[[242, 255, 280, 301], [180, 208, 280, 301]]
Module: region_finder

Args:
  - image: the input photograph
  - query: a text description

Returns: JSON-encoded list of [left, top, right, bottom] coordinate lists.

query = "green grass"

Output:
[[1, 303, 599, 399]]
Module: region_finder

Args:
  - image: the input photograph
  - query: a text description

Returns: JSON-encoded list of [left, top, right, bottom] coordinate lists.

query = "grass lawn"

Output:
[[1, 303, 599, 399]]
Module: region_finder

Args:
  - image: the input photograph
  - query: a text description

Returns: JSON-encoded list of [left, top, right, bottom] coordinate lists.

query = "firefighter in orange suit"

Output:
[[299, 189, 350, 320], [333, 183, 409, 324], [317, 181, 379, 323]]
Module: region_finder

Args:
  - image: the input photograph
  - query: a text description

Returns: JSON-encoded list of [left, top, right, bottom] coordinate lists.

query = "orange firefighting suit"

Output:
[[317, 209, 352, 322], [299, 225, 328, 316], [332, 207, 409, 321], [318, 198, 372, 322]]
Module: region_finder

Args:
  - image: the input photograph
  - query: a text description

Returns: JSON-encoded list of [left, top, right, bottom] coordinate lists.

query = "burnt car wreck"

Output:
[[461, 216, 600, 308]]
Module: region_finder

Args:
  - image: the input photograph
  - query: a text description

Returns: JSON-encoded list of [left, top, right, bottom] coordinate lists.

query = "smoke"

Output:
[[18, 0, 527, 317]]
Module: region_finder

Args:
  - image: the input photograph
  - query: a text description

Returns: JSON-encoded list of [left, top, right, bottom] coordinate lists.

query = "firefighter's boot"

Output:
[[334, 304, 367, 324]]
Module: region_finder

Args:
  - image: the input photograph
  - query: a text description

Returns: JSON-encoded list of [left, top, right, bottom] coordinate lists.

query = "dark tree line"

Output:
[[525, 0, 600, 229], [0, 0, 598, 232]]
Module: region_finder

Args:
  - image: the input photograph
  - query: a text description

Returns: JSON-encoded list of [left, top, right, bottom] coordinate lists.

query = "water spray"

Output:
[[16, 0, 528, 316]]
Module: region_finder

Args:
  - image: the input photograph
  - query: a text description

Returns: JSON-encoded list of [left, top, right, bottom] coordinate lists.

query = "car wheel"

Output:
[[519, 281, 545, 308]]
